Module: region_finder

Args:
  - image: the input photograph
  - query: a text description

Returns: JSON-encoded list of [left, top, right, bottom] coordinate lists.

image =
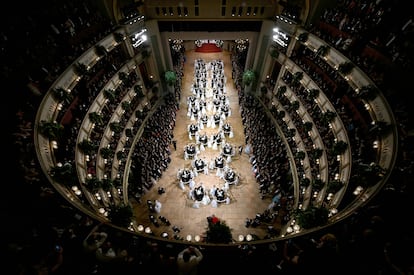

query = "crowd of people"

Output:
[[177, 58, 239, 209]]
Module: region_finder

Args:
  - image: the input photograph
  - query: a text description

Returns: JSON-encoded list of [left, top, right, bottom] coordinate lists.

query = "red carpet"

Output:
[[195, 43, 222, 53]]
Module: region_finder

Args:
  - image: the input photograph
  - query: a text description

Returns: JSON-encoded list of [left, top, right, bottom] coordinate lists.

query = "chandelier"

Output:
[[235, 38, 249, 52], [171, 39, 183, 52], [131, 28, 148, 48]]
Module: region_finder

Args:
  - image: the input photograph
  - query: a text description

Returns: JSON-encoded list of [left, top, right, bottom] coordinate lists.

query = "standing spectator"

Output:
[[82, 224, 108, 254], [176, 246, 203, 275], [81, 223, 108, 273], [280, 233, 343, 274]]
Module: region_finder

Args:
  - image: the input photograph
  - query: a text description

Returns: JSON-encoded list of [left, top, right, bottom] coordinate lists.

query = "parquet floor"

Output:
[[132, 49, 278, 243]]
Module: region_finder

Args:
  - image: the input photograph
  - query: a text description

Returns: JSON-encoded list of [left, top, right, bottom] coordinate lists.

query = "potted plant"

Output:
[[38, 120, 64, 140], [164, 70, 177, 86], [85, 176, 102, 193], [312, 178, 325, 192], [52, 87, 73, 104], [242, 69, 256, 86], [100, 147, 114, 159], [74, 62, 88, 76], [89, 112, 104, 126], [49, 161, 77, 187], [293, 71, 304, 82], [321, 110, 337, 125], [121, 101, 132, 111], [303, 121, 313, 132], [78, 139, 97, 155], [119, 71, 128, 82], [116, 150, 126, 161], [316, 45, 330, 57], [103, 89, 116, 102], [310, 148, 323, 159], [358, 85, 379, 101], [307, 88, 319, 100], [295, 150, 306, 160], [134, 84, 145, 98], [300, 177, 311, 188], [108, 203, 133, 228], [294, 206, 329, 229], [292, 71, 303, 87], [338, 62, 354, 75], [205, 215, 233, 244], [101, 178, 114, 192], [109, 121, 123, 134], [291, 100, 300, 111], [331, 140, 348, 155], [286, 127, 296, 138]]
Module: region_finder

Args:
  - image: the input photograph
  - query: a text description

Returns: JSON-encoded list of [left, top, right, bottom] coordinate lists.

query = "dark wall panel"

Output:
[[158, 21, 262, 32]]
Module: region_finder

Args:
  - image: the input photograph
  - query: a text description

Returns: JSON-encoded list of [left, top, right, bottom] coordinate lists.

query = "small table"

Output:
[[200, 114, 208, 126], [198, 134, 208, 145], [193, 186, 205, 201], [214, 188, 226, 202], [222, 144, 233, 157], [224, 170, 237, 185], [213, 133, 222, 146], [180, 169, 193, 184], [188, 124, 199, 137], [213, 113, 221, 126], [194, 159, 206, 172], [222, 123, 232, 136], [215, 156, 225, 169], [186, 145, 197, 159]]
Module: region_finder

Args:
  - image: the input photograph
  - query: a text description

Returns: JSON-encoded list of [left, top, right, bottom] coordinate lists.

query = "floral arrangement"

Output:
[[215, 40, 224, 48], [195, 40, 203, 47], [205, 215, 233, 243]]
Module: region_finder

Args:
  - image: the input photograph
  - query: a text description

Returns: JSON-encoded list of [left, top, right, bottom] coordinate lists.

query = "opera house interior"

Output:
[[2, 0, 414, 274]]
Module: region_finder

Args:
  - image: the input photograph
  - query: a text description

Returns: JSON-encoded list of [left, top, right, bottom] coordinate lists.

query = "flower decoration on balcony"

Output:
[[38, 120, 64, 140], [108, 203, 133, 228], [293, 206, 329, 229], [195, 40, 203, 47], [215, 39, 224, 48]]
